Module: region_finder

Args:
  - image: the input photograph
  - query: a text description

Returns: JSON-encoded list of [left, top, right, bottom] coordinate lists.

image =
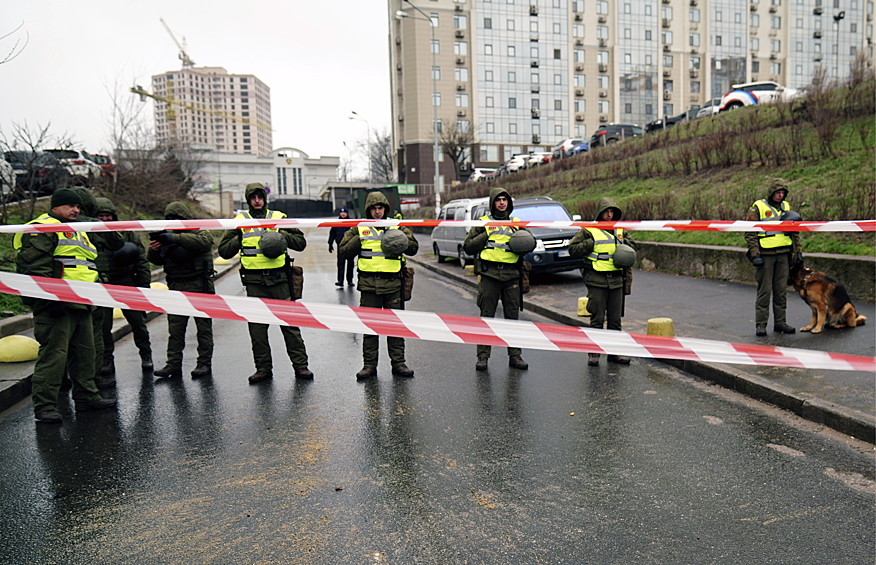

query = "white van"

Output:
[[431, 197, 489, 266]]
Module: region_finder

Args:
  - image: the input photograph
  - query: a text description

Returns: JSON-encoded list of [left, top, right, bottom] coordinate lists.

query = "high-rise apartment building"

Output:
[[151, 66, 273, 157], [390, 0, 873, 186]]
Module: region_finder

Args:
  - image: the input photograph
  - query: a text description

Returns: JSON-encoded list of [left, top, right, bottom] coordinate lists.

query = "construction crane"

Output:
[[160, 17, 195, 69], [131, 85, 273, 134]]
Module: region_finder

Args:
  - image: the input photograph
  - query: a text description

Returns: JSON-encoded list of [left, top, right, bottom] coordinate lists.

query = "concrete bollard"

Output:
[[577, 297, 591, 317], [647, 317, 675, 337]]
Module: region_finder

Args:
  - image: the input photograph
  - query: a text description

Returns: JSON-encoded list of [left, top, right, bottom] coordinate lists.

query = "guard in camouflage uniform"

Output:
[[14, 188, 117, 424], [148, 201, 214, 379], [218, 182, 313, 383], [339, 191, 418, 380], [569, 197, 637, 366], [463, 187, 531, 372], [95, 197, 153, 375]]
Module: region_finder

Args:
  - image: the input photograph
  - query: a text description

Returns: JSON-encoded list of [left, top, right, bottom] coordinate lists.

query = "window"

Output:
[[598, 100, 610, 113], [456, 93, 469, 107], [598, 75, 609, 88], [509, 97, 517, 108], [455, 67, 468, 81], [507, 19, 515, 31], [624, 28, 632, 39], [645, 30, 652, 41], [531, 73, 540, 83], [485, 69, 494, 81], [597, 50, 609, 64], [433, 92, 441, 106], [624, 2, 631, 13], [597, 26, 609, 39], [554, 73, 562, 85], [574, 74, 585, 87], [771, 62, 781, 74], [691, 81, 700, 93], [751, 37, 760, 50], [531, 46, 539, 58], [484, 17, 492, 29], [573, 24, 585, 37], [486, 96, 494, 107], [573, 0, 584, 11], [794, 64, 803, 75], [624, 53, 632, 64], [575, 99, 585, 112], [509, 71, 517, 82], [689, 33, 700, 46], [485, 44, 493, 55], [597, 1, 608, 14], [574, 49, 585, 62], [454, 14, 467, 28], [715, 35, 722, 46], [554, 49, 562, 59], [662, 6, 673, 18], [625, 103, 632, 113], [771, 39, 781, 52], [752, 60, 760, 73], [663, 104, 674, 115], [455, 41, 468, 55], [715, 9, 722, 21], [531, 98, 540, 109], [750, 14, 759, 27], [430, 13, 439, 27], [432, 66, 441, 80], [431, 39, 440, 54], [458, 120, 471, 133], [434, 119, 443, 134], [663, 31, 673, 44], [664, 55, 673, 67], [553, 22, 562, 33], [664, 80, 674, 92], [509, 123, 517, 134], [771, 16, 781, 29], [507, 45, 516, 57], [690, 8, 700, 22], [530, 21, 538, 32], [486, 123, 495, 134], [554, 99, 562, 110]]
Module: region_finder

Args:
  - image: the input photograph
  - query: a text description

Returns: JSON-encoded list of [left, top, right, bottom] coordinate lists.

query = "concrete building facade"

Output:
[[151, 66, 273, 157], [389, 0, 873, 182]]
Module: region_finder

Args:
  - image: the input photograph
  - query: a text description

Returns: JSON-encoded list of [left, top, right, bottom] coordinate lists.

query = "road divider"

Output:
[[0, 272, 872, 373]]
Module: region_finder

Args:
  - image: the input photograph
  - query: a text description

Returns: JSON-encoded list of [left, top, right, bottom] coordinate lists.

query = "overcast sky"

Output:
[[0, 1, 391, 173]]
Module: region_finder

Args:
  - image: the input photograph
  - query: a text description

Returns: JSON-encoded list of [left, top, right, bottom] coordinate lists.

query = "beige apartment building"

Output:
[[151, 66, 273, 157], [390, 0, 873, 187]]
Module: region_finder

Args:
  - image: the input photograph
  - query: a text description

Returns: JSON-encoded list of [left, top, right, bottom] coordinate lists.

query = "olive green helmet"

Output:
[[380, 229, 409, 255], [260, 231, 287, 259], [508, 230, 536, 254], [613, 243, 637, 268]]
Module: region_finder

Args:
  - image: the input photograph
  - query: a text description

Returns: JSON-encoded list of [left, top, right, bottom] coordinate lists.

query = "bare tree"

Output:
[[369, 129, 396, 184], [439, 122, 476, 182], [0, 22, 28, 66]]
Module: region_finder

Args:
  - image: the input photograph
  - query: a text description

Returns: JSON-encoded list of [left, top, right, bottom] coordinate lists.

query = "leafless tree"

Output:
[[355, 128, 395, 184], [0, 22, 28, 66], [439, 121, 476, 182]]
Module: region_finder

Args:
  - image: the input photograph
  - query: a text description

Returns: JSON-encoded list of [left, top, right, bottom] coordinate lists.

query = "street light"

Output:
[[349, 111, 372, 191], [396, 2, 441, 216], [833, 11, 846, 81]]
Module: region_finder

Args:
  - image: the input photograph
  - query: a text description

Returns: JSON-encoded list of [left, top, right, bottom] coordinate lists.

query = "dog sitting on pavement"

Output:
[[788, 262, 867, 334]]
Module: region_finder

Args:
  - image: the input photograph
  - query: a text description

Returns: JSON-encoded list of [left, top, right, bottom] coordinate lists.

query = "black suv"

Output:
[[3, 151, 71, 198], [471, 196, 584, 275], [589, 123, 644, 147]]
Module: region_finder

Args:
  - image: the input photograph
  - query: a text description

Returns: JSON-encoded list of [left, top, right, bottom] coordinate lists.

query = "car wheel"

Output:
[[458, 247, 468, 268], [606, 138, 619, 145], [726, 101, 744, 111], [433, 243, 444, 263]]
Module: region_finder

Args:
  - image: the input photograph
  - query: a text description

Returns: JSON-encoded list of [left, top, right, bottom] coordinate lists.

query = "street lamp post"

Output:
[[349, 111, 372, 191], [833, 11, 846, 81], [396, 2, 441, 216]]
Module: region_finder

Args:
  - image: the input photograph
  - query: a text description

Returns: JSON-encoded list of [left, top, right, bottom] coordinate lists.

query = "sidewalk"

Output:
[[410, 233, 875, 443]]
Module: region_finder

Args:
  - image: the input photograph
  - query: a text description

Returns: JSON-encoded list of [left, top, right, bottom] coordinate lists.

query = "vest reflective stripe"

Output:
[[478, 214, 520, 263], [14, 214, 99, 282], [357, 226, 402, 272], [235, 210, 287, 269], [585, 227, 624, 271], [753, 200, 793, 248]]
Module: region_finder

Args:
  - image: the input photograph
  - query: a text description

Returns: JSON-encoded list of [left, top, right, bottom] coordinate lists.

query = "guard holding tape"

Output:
[[13, 188, 116, 424], [339, 190, 418, 380], [463, 187, 533, 372], [570, 197, 638, 367], [219, 182, 313, 383]]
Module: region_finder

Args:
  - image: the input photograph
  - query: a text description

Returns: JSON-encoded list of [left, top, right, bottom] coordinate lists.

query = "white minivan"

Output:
[[431, 197, 489, 266]]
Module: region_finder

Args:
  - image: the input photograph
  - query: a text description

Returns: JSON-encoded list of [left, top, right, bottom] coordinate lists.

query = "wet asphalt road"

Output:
[[0, 234, 873, 564]]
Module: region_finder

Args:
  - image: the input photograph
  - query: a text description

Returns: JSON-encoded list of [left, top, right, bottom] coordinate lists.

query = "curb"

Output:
[[410, 256, 876, 445], [0, 258, 240, 416]]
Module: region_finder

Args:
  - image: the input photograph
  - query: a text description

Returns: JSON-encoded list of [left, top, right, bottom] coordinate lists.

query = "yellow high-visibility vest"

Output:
[[752, 199, 793, 249], [478, 214, 521, 264], [14, 214, 98, 282], [584, 227, 625, 272], [357, 226, 403, 273], [236, 210, 287, 269]]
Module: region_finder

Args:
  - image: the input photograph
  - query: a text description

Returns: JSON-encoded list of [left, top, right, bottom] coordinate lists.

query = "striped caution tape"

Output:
[[0, 272, 872, 373], [0, 218, 872, 235]]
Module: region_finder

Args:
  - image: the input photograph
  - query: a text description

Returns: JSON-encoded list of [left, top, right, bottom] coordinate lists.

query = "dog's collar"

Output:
[[801, 271, 814, 285]]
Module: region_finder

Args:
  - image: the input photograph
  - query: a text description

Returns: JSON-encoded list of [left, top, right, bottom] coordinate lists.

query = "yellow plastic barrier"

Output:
[[0, 335, 39, 363], [647, 317, 675, 337]]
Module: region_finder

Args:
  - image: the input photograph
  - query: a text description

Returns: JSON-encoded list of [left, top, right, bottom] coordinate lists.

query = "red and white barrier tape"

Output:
[[0, 218, 872, 235], [0, 272, 872, 373]]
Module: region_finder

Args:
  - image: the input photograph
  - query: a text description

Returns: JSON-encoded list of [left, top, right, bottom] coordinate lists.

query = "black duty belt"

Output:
[[240, 266, 286, 276], [166, 274, 207, 283], [358, 271, 402, 280], [481, 260, 518, 270]]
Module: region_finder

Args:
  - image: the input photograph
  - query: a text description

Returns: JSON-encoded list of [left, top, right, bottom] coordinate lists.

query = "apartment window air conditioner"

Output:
[[395, 37, 401, 46], [769, 5, 777, 12], [868, 13, 873, 21], [663, 90, 672, 100], [398, 114, 404, 122], [397, 64, 402, 71], [532, 135, 541, 144], [531, 109, 540, 118], [531, 60, 540, 67], [690, 69, 698, 78], [663, 44, 671, 51], [530, 5, 538, 15], [599, 115, 608, 122], [814, 55, 822, 61], [457, 84, 466, 91], [575, 89, 584, 96], [813, 7, 824, 14], [599, 63, 608, 72], [599, 90, 608, 97], [531, 33, 540, 41], [689, 0, 698, 4], [456, 57, 466, 64], [598, 38, 607, 47], [457, 110, 466, 117], [531, 85, 540, 93], [751, 51, 759, 58], [598, 16, 606, 23], [769, 53, 777, 60], [750, 4, 757, 11], [576, 65, 584, 71], [575, 114, 584, 121], [456, 30, 465, 38], [575, 14, 583, 21], [663, 69, 671, 77], [690, 48, 698, 54], [813, 30, 822, 38], [576, 39, 584, 46], [455, 4, 463, 11], [663, 0, 671, 3]]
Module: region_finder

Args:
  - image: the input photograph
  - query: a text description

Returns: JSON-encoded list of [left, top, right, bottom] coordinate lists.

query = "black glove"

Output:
[[154, 231, 174, 246], [328, 244, 333, 253], [47, 301, 66, 318], [794, 252, 804, 265], [751, 255, 764, 268]]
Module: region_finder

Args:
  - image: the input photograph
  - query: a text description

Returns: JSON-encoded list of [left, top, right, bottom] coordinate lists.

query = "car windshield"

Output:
[[514, 203, 571, 222], [46, 150, 79, 160]]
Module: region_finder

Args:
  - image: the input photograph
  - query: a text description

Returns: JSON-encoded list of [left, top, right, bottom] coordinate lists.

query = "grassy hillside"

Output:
[[416, 76, 875, 256]]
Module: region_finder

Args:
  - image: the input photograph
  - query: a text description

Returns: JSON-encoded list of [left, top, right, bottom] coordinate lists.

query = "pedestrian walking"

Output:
[[218, 183, 313, 383], [744, 178, 802, 336], [463, 187, 532, 372], [14, 188, 116, 424], [569, 197, 638, 366], [95, 197, 153, 375], [339, 191, 418, 379], [328, 207, 355, 288], [148, 201, 215, 379]]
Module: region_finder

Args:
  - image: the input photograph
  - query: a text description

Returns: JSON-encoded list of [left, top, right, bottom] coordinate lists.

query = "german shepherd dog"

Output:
[[788, 262, 867, 334]]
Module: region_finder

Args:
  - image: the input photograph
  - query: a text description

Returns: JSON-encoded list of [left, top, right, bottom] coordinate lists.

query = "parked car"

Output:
[[432, 197, 490, 266], [89, 153, 115, 177], [526, 152, 553, 168], [45, 149, 103, 185], [505, 154, 529, 174], [3, 150, 71, 197], [0, 158, 14, 199], [695, 98, 722, 119], [564, 140, 589, 157], [468, 196, 585, 276], [589, 123, 644, 147], [551, 138, 585, 160], [719, 81, 800, 112], [645, 112, 688, 133]]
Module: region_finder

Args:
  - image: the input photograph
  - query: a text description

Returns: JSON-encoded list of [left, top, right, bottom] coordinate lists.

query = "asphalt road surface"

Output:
[[0, 231, 873, 564]]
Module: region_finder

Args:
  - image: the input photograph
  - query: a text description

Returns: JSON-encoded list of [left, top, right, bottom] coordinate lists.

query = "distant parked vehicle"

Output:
[[719, 81, 800, 112], [3, 151, 71, 198], [589, 123, 644, 147], [432, 197, 490, 266], [0, 158, 14, 200], [526, 152, 553, 168], [645, 112, 688, 133], [505, 154, 529, 174], [45, 149, 102, 185], [564, 140, 589, 157], [696, 98, 722, 119], [89, 153, 115, 177], [551, 138, 585, 160]]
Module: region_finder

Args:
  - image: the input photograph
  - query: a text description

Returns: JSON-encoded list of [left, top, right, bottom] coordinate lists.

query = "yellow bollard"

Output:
[[647, 317, 675, 337], [150, 282, 169, 291], [0, 335, 39, 362], [464, 265, 475, 277], [577, 297, 591, 317], [113, 308, 125, 319], [214, 257, 230, 265]]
